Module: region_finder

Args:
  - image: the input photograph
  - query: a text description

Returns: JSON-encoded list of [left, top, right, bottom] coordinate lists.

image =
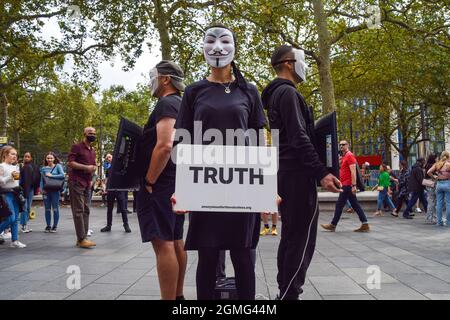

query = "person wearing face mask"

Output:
[[173, 24, 267, 300], [67, 127, 97, 248], [261, 45, 343, 300], [136, 60, 187, 300]]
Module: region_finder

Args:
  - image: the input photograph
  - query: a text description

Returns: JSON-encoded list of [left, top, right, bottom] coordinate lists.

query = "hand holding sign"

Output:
[[171, 194, 188, 215]]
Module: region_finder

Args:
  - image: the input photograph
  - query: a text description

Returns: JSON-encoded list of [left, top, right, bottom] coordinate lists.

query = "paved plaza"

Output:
[[1, 203, 450, 300]]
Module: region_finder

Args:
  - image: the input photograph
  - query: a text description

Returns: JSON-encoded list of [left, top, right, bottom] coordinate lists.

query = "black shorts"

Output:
[[136, 179, 184, 242]]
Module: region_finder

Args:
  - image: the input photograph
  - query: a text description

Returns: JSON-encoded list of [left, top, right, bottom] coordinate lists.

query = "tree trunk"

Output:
[[153, 0, 172, 60], [311, 0, 336, 113], [0, 92, 8, 137]]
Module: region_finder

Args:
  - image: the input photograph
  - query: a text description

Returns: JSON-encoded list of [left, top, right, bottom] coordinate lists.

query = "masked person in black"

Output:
[[136, 60, 187, 300], [261, 45, 342, 300], [173, 24, 267, 300]]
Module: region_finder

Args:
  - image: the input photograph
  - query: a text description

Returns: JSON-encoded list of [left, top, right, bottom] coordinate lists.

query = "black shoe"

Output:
[[403, 215, 413, 219], [0, 238, 4, 245], [44, 226, 51, 233], [176, 295, 185, 301], [101, 226, 111, 232], [126, 210, 132, 214], [123, 224, 131, 233], [50, 226, 57, 233]]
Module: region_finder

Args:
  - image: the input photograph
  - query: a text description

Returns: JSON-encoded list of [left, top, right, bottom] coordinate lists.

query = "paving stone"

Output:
[[308, 276, 368, 296]]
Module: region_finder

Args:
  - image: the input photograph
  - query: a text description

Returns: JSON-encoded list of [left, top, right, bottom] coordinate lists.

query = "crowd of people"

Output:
[[1, 24, 448, 303]]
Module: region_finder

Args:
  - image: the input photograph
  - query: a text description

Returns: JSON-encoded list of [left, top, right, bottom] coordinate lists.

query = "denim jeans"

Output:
[[43, 191, 60, 228], [377, 189, 395, 210], [20, 189, 34, 227], [436, 180, 450, 225], [0, 193, 19, 241], [331, 186, 368, 226], [403, 190, 428, 217], [426, 186, 437, 221]]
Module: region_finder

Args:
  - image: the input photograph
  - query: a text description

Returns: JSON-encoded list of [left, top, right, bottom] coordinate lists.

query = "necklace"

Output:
[[220, 82, 232, 94]]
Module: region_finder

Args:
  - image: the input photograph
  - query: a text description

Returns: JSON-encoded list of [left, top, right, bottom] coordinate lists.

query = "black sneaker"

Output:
[[0, 238, 5, 245], [123, 224, 131, 233], [45, 226, 51, 233], [176, 295, 185, 301], [403, 215, 413, 219], [101, 226, 111, 232], [50, 226, 57, 233]]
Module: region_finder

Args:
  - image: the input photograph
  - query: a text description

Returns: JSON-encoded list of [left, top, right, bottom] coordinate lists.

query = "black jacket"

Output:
[[408, 162, 425, 193], [19, 162, 40, 195], [261, 78, 328, 180]]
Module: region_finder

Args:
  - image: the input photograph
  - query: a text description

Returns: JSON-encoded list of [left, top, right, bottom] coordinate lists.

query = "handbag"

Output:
[[0, 194, 12, 219], [43, 165, 64, 191], [422, 179, 435, 188]]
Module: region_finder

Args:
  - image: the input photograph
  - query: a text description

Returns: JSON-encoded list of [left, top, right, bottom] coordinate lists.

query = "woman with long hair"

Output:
[[40, 152, 65, 232], [427, 151, 450, 226], [0, 146, 27, 248], [173, 24, 267, 300]]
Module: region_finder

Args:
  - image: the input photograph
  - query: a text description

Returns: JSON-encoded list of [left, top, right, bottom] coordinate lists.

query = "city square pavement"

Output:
[[1, 202, 450, 300]]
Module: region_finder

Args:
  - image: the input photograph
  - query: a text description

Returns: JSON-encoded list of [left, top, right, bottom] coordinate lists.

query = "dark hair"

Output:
[[380, 163, 388, 172], [271, 45, 295, 73], [204, 23, 248, 91], [43, 152, 61, 166], [400, 160, 408, 169], [425, 154, 437, 171]]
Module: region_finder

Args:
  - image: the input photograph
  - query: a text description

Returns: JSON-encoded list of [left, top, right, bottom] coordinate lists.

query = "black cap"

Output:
[[154, 60, 185, 91]]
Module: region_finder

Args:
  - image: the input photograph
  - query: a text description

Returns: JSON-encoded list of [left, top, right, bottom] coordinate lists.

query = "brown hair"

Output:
[[0, 146, 17, 163], [43, 152, 61, 166]]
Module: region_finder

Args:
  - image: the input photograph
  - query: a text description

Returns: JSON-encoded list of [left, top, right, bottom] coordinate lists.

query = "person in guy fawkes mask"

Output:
[[136, 60, 187, 300], [261, 45, 342, 300], [172, 24, 268, 300]]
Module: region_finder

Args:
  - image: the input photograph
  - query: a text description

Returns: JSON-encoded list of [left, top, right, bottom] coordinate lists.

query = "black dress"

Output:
[[137, 94, 185, 242], [175, 79, 267, 250]]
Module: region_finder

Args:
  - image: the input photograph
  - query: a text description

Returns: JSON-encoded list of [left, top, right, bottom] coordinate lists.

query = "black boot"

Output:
[[101, 225, 111, 232], [123, 223, 131, 233]]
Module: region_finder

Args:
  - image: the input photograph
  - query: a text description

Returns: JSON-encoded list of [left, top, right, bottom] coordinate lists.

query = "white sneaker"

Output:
[[415, 208, 422, 213], [1, 232, 12, 240], [10, 241, 27, 248], [87, 230, 93, 237], [21, 226, 32, 233]]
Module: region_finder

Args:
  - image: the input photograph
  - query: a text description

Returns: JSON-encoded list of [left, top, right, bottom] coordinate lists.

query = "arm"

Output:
[[40, 168, 44, 191], [279, 87, 329, 181], [67, 144, 95, 173], [146, 117, 176, 185], [427, 164, 437, 179], [0, 166, 13, 186], [51, 164, 65, 179]]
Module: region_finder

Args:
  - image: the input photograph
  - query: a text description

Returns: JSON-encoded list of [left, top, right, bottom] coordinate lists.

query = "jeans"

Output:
[[43, 191, 60, 228], [436, 180, 450, 225], [20, 189, 34, 227], [426, 186, 437, 221], [331, 186, 368, 226], [0, 193, 19, 241], [377, 189, 396, 211], [403, 190, 428, 217]]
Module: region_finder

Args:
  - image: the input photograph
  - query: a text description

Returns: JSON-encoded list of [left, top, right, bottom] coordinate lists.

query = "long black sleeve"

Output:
[[278, 87, 329, 181]]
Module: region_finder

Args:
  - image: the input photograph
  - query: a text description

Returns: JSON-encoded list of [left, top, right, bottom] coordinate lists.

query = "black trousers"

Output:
[[215, 249, 257, 278], [197, 248, 255, 300], [277, 171, 318, 300], [107, 191, 128, 226]]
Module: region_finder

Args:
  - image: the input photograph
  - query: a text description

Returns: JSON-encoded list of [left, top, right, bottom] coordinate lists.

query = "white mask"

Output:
[[203, 27, 235, 68], [293, 49, 307, 82], [149, 67, 159, 96]]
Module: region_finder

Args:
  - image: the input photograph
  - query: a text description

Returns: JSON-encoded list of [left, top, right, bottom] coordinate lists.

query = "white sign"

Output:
[[174, 144, 278, 213]]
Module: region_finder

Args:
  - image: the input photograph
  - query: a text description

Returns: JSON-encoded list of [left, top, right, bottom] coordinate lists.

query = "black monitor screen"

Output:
[[314, 111, 339, 179], [107, 117, 143, 191]]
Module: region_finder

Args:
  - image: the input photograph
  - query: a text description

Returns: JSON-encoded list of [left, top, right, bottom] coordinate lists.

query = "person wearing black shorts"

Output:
[[173, 24, 267, 300], [136, 60, 187, 300]]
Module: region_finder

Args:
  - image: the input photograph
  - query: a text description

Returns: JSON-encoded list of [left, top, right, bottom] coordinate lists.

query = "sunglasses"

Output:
[[339, 144, 348, 146]]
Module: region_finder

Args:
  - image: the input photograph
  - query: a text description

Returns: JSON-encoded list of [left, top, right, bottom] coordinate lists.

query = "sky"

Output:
[[41, 15, 161, 92]]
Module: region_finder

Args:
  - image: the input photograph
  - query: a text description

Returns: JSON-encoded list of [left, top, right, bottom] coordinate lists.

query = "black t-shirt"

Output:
[[141, 93, 181, 180], [175, 79, 266, 145]]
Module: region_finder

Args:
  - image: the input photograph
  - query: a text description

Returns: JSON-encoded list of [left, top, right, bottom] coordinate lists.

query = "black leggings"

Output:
[[196, 248, 255, 300]]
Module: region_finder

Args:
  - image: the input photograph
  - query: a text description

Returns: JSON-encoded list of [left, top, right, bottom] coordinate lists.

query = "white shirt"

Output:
[[0, 163, 20, 189]]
